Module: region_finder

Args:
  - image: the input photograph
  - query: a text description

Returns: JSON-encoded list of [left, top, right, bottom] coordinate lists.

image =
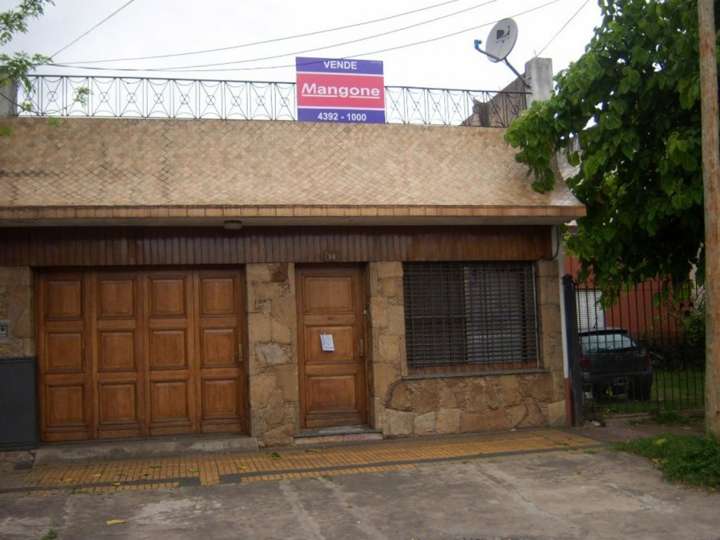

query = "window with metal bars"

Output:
[[403, 262, 539, 371]]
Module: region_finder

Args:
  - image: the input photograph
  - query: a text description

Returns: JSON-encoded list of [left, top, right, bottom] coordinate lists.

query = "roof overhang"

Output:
[[0, 118, 587, 224], [0, 204, 585, 228]]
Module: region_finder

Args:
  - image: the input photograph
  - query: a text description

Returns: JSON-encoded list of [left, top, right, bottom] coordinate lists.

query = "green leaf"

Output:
[[567, 150, 581, 167], [507, 0, 703, 295]]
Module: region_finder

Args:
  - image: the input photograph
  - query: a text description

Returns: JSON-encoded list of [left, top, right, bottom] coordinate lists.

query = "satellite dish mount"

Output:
[[474, 18, 530, 88]]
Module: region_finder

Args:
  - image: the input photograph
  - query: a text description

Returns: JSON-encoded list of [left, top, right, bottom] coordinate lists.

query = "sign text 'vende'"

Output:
[[296, 57, 385, 124]]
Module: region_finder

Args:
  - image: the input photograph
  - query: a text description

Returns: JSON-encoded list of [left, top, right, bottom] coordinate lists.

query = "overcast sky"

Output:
[[1, 0, 601, 90]]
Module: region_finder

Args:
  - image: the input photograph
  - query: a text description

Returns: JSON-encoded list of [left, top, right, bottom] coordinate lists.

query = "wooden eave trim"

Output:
[[0, 204, 587, 220]]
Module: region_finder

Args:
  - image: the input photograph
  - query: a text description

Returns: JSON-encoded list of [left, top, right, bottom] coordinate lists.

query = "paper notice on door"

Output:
[[320, 333, 335, 352]]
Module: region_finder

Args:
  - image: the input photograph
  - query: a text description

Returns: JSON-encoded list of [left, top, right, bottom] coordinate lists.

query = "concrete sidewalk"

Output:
[[2, 437, 719, 540], [0, 429, 596, 496]]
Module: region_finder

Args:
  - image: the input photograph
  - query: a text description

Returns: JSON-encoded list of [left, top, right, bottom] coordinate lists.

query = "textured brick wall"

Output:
[[246, 263, 299, 446], [0, 267, 34, 358]]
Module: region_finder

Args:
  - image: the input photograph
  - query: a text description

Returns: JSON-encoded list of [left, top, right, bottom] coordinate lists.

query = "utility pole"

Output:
[[698, 0, 720, 436]]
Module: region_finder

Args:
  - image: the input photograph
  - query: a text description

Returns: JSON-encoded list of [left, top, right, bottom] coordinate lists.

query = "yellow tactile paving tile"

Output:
[[3, 429, 597, 496]]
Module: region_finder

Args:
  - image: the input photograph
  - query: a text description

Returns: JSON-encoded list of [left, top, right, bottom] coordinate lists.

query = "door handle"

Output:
[[359, 337, 365, 358]]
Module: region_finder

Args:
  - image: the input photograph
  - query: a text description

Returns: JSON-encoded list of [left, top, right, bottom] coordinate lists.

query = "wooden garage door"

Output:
[[37, 269, 247, 442]]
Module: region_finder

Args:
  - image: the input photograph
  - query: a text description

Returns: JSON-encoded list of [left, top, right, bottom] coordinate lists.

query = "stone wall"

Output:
[[384, 372, 556, 436], [373, 260, 567, 438], [246, 263, 299, 446], [368, 262, 407, 431], [0, 267, 34, 358], [536, 259, 568, 426]]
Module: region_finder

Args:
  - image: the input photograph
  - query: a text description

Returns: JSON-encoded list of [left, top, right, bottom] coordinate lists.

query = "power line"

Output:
[[51, 0, 139, 59], [54, 0, 498, 72], [53, 0, 564, 74], [0, 91, 17, 107], [59, 0, 463, 65], [535, 0, 590, 57]]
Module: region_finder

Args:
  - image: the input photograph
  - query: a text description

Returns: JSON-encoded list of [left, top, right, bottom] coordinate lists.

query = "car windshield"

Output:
[[580, 332, 638, 353]]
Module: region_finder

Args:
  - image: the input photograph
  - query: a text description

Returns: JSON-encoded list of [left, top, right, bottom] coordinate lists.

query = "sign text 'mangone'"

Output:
[[300, 82, 381, 99]]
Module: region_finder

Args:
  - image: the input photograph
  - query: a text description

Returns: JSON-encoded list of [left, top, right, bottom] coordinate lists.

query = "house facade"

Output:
[[0, 104, 584, 447]]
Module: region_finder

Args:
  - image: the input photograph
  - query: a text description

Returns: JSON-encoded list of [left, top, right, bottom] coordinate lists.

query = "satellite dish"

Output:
[[485, 18, 518, 63], [473, 18, 529, 88]]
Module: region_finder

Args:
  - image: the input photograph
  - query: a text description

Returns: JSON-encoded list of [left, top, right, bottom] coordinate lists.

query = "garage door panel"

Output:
[[45, 278, 83, 320], [39, 272, 92, 442], [202, 378, 240, 419], [95, 274, 141, 375], [46, 383, 89, 428], [149, 276, 189, 317], [45, 332, 85, 372], [196, 270, 246, 433], [199, 275, 237, 316], [98, 382, 140, 425], [39, 268, 247, 442], [98, 278, 136, 318], [149, 329, 189, 369], [200, 327, 238, 367], [150, 380, 192, 422], [98, 331, 136, 371], [146, 271, 195, 433], [93, 272, 145, 437]]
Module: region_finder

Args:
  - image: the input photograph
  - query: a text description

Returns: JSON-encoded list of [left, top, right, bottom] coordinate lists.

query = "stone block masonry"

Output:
[[0, 267, 34, 358], [383, 373, 557, 437], [368, 262, 407, 432], [246, 263, 299, 446], [535, 259, 567, 425]]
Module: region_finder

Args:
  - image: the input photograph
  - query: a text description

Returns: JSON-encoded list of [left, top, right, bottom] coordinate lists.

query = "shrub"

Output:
[[616, 434, 720, 489]]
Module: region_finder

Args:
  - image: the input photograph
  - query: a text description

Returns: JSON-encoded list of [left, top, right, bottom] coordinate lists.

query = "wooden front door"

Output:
[[37, 268, 247, 442], [297, 266, 368, 429]]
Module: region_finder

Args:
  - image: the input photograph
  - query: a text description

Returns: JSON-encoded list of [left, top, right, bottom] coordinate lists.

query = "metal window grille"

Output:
[[403, 262, 539, 369]]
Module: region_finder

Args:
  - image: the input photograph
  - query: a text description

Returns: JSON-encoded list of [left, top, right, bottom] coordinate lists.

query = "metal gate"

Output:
[[563, 275, 705, 421]]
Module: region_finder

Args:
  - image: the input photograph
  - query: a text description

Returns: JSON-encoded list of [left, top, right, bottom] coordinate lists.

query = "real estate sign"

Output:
[[296, 57, 385, 124]]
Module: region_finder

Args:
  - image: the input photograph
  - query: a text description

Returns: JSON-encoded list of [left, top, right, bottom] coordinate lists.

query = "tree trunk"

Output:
[[699, 0, 720, 436]]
